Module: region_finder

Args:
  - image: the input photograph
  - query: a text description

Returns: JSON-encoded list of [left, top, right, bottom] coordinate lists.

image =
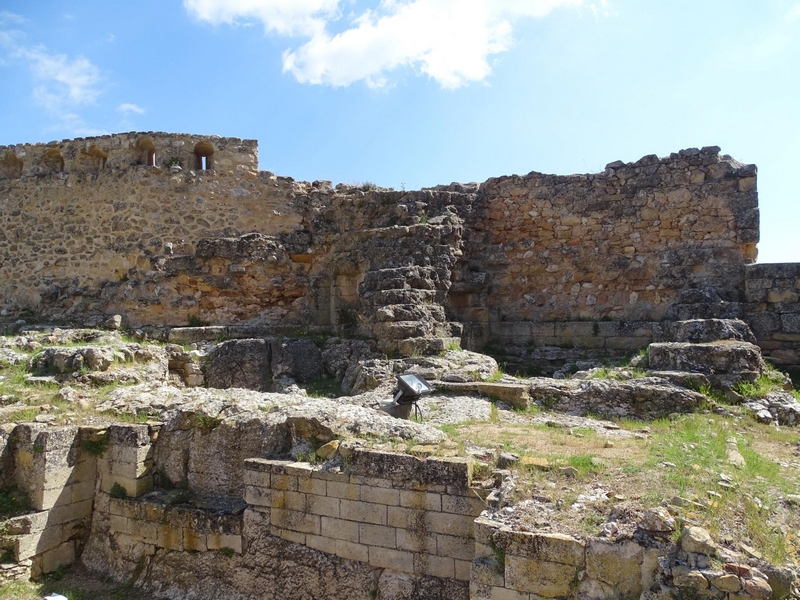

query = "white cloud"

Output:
[[184, 0, 339, 36], [186, 0, 590, 88], [0, 10, 26, 26], [117, 102, 145, 115], [20, 47, 102, 105]]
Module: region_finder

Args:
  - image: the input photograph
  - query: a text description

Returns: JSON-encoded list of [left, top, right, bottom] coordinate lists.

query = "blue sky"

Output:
[[0, 0, 798, 263]]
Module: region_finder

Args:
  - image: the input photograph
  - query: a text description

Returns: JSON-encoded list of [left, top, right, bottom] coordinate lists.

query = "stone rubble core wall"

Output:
[[1, 132, 799, 369]]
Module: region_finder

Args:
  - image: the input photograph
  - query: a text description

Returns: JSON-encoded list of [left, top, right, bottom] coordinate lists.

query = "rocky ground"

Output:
[[2, 324, 800, 597]]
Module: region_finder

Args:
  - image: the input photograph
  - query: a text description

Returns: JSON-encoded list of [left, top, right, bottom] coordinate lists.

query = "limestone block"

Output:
[[296, 475, 327, 496], [441, 494, 486, 516], [369, 546, 414, 572], [244, 485, 273, 507], [396, 528, 437, 554], [183, 528, 207, 552], [413, 553, 454, 578], [585, 540, 643, 598], [305, 534, 338, 555], [472, 557, 505, 587], [399, 490, 441, 512], [504, 555, 578, 597], [306, 493, 340, 518], [360, 485, 400, 506], [359, 523, 397, 548], [437, 533, 477, 561], [340, 499, 386, 525], [493, 531, 585, 567], [327, 480, 362, 500], [270, 508, 320, 535], [336, 539, 370, 563], [156, 524, 183, 550], [39, 541, 76, 575], [425, 513, 475, 538], [321, 516, 360, 542]]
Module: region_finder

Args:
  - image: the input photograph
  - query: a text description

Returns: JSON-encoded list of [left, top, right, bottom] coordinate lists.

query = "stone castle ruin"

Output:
[[1, 133, 799, 599]]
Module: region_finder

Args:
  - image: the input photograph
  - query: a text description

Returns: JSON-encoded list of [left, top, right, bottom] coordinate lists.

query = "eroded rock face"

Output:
[[204, 339, 272, 391], [744, 391, 800, 426], [527, 377, 706, 420], [655, 318, 758, 344], [648, 341, 766, 387]]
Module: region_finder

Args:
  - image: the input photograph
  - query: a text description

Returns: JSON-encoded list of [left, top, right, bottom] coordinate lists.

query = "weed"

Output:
[[419, 210, 428, 224], [735, 372, 787, 399], [3, 408, 39, 423], [187, 314, 207, 327], [305, 377, 341, 398], [0, 486, 30, 520], [487, 369, 504, 383], [109, 483, 128, 499], [360, 181, 378, 192], [489, 402, 499, 423], [446, 341, 461, 351], [168, 490, 190, 505], [219, 546, 236, 558], [566, 453, 604, 476], [80, 437, 108, 457], [195, 414, 221, 432]]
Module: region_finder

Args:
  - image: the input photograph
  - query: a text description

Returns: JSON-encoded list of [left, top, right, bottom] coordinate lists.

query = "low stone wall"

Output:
[[473, 517, 660, 600], [243, 451, 484, 583], [1, 425, 98, 581]]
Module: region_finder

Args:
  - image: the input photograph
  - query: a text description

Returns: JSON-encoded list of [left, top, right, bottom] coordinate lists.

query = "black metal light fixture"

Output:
[[382, 373, 433, 420]]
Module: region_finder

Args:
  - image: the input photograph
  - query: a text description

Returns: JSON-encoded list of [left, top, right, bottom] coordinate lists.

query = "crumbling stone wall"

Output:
[[3, 133, 798, 369]]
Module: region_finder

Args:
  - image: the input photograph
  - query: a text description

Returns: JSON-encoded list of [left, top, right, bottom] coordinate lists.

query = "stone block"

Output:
[[490, 588, 528, 600], [585, 540, 643, 598], [48, 498, 92, 525], [306, 534, 338, 555], [422, 457, 471, 489], [455, 559, 472, 582], [473, 517, 503, 545], [359, 523, 397, 548], [40, 541, 75, 574], [369, 546, 414, 573], [327, 480, 361, 500], [399, 490, 441, 511], [272, 491, 307, 512], [244, 485, 273, 508], [306, 494, 340, 518], [441, 494, 486, 516], [336, 540, 370, 563], [130, 520, 159, 545], [493, 531, 585, 567], [270, 508, 320, 535], [396, 528, 437, 554], [505, 555, 578, 597], [270, 473, 298, 492], [340, 499, 387, 525], [296, 475, 326, 496], [437, 533, 476, 560], [243, 469, 270, 488], [321, 516, 359, 542], [206, 533, 242, 554], [276, 527, 306, 545], [414, 553, 455, 578], [360, 486, 400, 506], [426, 513, 475, 538], [183, 528, 207, 552], [157, 524, 183, 550], [472, 557, 505, 587]]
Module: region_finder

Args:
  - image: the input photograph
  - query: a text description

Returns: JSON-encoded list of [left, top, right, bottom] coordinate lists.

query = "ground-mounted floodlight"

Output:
[[381, 373, 433, 420]]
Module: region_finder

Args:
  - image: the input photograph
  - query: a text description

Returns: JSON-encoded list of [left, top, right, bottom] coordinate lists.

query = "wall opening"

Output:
[[87, 144, 109, 170], [42, 147, 64, 173], [137, 136, 157, 167], [194, 141, 215, 171], [1, 151, 24, 179]]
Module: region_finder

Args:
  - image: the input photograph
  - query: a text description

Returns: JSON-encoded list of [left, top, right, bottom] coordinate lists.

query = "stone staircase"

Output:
[[350, 221, 463, 356]]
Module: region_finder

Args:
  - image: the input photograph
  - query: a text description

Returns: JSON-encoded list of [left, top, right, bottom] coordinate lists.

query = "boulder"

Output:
[[204, 339, 271, 391]]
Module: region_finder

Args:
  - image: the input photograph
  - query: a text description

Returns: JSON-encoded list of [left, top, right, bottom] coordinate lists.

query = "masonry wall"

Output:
[[452, 147, 759, 347], [744, 263, 800, 374], [4, 133, 797, 368], [243, 452, 484, 583]]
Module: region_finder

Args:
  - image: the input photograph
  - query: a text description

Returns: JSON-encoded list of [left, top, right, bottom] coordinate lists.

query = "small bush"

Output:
[[80, 437, 108, 457], [187, 314, 207, 327], [219, 546, 236, 558], [109, 483, 128, 499]]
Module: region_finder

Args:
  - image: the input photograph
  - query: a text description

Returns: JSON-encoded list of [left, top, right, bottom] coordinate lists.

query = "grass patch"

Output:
[[305, 377, 341, 398], [80, 437, 108, 457], [735, 370, 789, 399], [0, 486, 30, 520]]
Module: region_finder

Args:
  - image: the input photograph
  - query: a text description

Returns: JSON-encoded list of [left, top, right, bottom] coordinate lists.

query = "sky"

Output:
[[0, 0, 798, 263]]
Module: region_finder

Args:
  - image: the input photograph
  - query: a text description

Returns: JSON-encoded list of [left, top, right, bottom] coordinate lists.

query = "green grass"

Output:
[[0, 486, 30, 520], [486, 369, 504, 383], [305, 377, 341, 398], [735, 371, 788, 399]]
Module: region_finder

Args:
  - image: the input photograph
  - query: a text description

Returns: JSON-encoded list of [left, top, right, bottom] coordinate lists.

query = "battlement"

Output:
[[0, 132, 258, 179]]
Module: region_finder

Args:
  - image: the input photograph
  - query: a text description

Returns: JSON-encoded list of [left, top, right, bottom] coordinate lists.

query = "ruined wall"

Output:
[[4, 133, 797, 367], [452, 147, 759, 348], [744, 263, 800, 375]]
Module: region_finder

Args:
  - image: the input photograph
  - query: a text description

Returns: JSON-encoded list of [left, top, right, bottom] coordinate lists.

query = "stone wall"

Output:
[[0, 425, 99, 581], [744, 263, 800, 375], [4, 132, 799, 369], [243, 452, 483, 583]]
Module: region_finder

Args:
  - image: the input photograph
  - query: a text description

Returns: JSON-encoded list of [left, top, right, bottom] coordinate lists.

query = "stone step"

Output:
[[371, 289, 438, 306], [375, 304, 447, 323], [379, 336, 462, 357]]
